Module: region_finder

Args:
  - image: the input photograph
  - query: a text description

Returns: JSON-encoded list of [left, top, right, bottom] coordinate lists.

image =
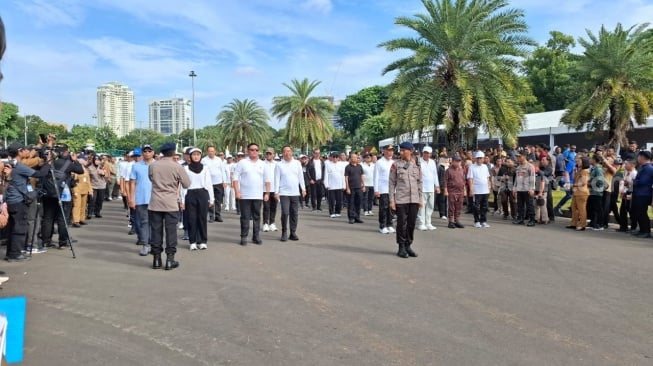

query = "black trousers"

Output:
[[631, 196, 651, 234], [516, 191, 534, 221], [363, 187, 375, 211], [619, 197, 636, 231], [185, 189, 209, 244], [149, 211, 179, 256], [378, 193, 393, 229], [239, 199, 262, 239], [473, 193, 489, 223], [88, 188, 105, 216], [436, 191, 447, 217], [279, 196, 299, 234], [263, 192, 278, 225], [211, 184, 224, 220], [302, 180, 311, 206], [328, 189, 343, 215], [41, 196, 70, 245], [587, 194, 604, 228], [395, 203, 419, 246], [547, 188, 555, 221], [310, 181, 323, 209], [603, 191, 619, 228], [348, 188, 363, 220], [6, 202, 28, 258]]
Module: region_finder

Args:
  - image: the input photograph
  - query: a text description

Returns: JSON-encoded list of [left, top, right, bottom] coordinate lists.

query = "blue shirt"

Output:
[[633, 163, 653, 197], [564, 159, 576, 184], [130, 161, 152, 205], [5, 162, 36, 205]]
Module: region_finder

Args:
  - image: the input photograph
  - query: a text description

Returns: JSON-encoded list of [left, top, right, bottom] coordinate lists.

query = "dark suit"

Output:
[[307, 158, 325, 210]]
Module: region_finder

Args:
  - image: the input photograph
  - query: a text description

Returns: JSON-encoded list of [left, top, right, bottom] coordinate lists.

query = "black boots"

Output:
[[152, 254, 162, 269], [280, 231, 288, 242], [165, 255, 179, 270], [405, 245, 418, 257], [397, 244, 409, 258], [240, 237, 247, 246]]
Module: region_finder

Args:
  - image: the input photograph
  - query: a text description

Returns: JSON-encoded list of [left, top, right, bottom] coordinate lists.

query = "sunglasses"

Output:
[[249, 148, 259, 152]]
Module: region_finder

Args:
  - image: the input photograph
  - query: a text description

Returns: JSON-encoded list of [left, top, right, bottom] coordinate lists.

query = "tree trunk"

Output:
[[608, 103, 619, 148], [446, 112, 462, 152]]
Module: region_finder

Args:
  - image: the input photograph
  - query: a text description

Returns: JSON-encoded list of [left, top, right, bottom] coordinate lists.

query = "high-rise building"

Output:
[[96, 82, 135, 137], [148, 98, 192, 135]]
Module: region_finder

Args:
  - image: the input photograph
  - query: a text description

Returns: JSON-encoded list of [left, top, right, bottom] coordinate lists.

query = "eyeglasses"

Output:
[[249, 148, 259, 152]]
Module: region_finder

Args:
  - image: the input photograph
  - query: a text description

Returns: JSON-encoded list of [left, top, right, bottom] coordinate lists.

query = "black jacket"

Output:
[[307, 158, 325, 182]]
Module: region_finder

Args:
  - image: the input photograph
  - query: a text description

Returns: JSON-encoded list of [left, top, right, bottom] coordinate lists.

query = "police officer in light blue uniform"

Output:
[[389, 142, 423, 258]]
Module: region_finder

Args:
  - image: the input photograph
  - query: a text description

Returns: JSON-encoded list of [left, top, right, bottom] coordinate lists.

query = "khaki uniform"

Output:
[[389, 160, 423, 249], [72, 168, 92, 224]]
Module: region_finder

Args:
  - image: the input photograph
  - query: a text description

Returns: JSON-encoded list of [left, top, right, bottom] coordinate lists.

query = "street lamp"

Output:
[[24, 115, 29, 145], [189, 70, 197, 145]]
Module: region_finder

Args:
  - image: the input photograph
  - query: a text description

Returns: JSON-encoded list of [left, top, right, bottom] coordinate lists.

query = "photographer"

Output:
[[39, 145, 84, 249], [4, 142, 49, 262]]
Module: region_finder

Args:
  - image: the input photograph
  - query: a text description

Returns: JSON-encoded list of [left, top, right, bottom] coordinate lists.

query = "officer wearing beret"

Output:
[[389, 142, 423, 258]]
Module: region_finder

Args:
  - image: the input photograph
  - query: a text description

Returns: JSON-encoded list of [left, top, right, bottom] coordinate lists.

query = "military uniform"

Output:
[[389, 142, 423, 258]]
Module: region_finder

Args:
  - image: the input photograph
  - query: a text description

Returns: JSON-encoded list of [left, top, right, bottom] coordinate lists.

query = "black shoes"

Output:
[[526, 220, 536, 227], [79, 221, 88, 225], [288, 234, 299, 241], [72, 223, 81, 228], [565, 225, 576, 229], [152, 254, 162, 269], [354, 218, 364, 224], [164, 255, 179, 270], [448, 222, 456, 229], [240, 238, 247, 246], [215, 217, 223, 223], [454, 222, 465, 228], [95, 215, 103, 218], [252, 238, 262, 245], [634, 232, 652, 238], [349, 220, 355, 224], [280, 233, 288, 242], [405, 245, 418, 257], [397, 245, 409, 258], [128, 229, 136, 235], [512, 219, 524, 225]]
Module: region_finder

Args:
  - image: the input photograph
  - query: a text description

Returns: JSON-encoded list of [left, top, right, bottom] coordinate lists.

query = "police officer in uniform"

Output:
[[389, 142, 423, 258]]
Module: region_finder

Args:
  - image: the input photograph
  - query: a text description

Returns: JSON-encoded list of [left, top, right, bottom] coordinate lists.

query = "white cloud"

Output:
[[15, 0, 84, 27], [303, 0, 333, 14], [234, 66, 264, 76]]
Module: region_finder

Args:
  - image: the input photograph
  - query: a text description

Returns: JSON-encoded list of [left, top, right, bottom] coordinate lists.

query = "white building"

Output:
[[96, 82, 135, 138], [148, 98, 192, 135]]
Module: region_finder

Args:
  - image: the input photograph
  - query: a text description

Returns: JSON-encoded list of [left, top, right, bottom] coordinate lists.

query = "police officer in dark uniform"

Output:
[[389, 142, 423, 258]]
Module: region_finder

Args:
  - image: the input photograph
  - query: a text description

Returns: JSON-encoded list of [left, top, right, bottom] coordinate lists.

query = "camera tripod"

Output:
[[28, 159, 76, 258]]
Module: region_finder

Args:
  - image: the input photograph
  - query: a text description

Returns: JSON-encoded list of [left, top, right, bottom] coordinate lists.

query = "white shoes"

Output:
[[263, 224, 270, 232], [189, 243, 198, 251], [441, 216, 448, 220], [418, 225, 428, 231], [379, 227, 389, 234], [335, 214, 342, 217], [199, 243, 207, 250], [178, 223, 184, 230], [474, 222, 482, 228], [387, 226, 395, 233], [367, 211, 374, 216], [481, 222, 491, 228], [427, 225, 436, 230], [330, 214, 336, 218], [269, 224, 278, 232]]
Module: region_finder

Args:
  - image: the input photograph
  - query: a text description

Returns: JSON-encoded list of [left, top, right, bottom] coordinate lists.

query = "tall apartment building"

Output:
[[148, 98, 192, 135], [96, 82, 135, 137]]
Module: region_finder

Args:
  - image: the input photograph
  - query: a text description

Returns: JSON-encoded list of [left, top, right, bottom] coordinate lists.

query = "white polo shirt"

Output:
[[233, 158, 270, 199], [467, 163, 491, 195]]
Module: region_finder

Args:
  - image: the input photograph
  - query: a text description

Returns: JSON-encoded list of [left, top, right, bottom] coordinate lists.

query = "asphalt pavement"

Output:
[[1, 200, 652, 366]]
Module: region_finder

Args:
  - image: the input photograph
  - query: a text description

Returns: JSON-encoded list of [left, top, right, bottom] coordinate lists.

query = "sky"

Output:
[[1, 0, 652, 130]]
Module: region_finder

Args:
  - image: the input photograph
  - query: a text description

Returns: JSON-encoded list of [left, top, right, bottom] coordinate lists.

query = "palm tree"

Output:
[[561, 23, 653, 150], [216, 99, 271, 152], [379, 0, 535, 149], [270, 78, 336, 151]]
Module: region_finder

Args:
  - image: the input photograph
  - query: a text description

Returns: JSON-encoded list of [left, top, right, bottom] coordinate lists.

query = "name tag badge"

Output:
[[26, 185, 34, 192]]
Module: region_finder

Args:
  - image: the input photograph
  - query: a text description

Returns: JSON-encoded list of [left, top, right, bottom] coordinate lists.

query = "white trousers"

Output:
[[224, 184, 236, 210], [417, 192, 435, 227]]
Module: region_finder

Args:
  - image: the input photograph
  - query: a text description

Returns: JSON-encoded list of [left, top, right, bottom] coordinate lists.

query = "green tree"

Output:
[[216, 98, 271, 152], [358, 113, 392, 146], [379, 0, 535, 149], [523, 31, 580, 111], [561, 23, 653, 149], [337, 85, 389, 133], [61, 125, 118, 152], [0, 102, 22, 146], [271, 78, 336, 151], [22, 115, 67, 144]]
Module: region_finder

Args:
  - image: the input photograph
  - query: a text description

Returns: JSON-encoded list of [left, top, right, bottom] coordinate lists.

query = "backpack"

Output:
[[40, 160, 71, 198]]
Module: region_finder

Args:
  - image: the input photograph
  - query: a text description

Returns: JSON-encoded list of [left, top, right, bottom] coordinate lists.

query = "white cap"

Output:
[[189, 147, 202, 155], [423, 146, 433, 153], [474, 151, 485, 159]]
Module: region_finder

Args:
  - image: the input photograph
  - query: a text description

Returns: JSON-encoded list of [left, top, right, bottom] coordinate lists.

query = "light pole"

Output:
[[24, 115, 29, 145], [189, 70, 197, 145]]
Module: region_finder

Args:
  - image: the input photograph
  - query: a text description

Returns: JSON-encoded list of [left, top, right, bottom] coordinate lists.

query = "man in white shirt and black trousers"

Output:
[[274, 146, 306, 241], [201, 145, 228, 223], [233, 142, 271, 246]]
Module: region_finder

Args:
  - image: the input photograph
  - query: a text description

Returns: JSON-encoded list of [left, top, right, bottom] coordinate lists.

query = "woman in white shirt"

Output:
[[180, 148, 214, 251]]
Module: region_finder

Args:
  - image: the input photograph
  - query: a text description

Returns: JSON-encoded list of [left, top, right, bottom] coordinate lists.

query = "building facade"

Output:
[[96, 82, 135, 138], [148, 98, 192, 135]]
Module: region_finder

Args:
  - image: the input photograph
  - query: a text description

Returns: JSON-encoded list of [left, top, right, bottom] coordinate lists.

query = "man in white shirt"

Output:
[[224, 155, 236, 211], [233, 143, 271, 246], [374, 145, 395, 234], [274, 146, 306, 241], [418, 146, 440, 230], [324, 152, 346, 218], [467, 151, 492, 228], [262, 147, 278, 232], [361, 154, 375, 216], [201, 145, 228, 223]]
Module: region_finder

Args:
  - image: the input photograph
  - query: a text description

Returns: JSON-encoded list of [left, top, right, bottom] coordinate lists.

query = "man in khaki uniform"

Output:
[[148, 142, 190, 270], [389, 142, 423, 258]]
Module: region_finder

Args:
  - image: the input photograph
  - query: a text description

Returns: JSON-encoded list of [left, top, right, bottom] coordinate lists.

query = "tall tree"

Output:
[[523, 31, 580, 111], [271, 78, 336, 151], [379, 0, 535, 148], [0, 102, 22, 146], [337, 85, 389, 133], [358, 113, 392, 147], [216, 98, 271, 152], [561, 23, 653, 149]]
